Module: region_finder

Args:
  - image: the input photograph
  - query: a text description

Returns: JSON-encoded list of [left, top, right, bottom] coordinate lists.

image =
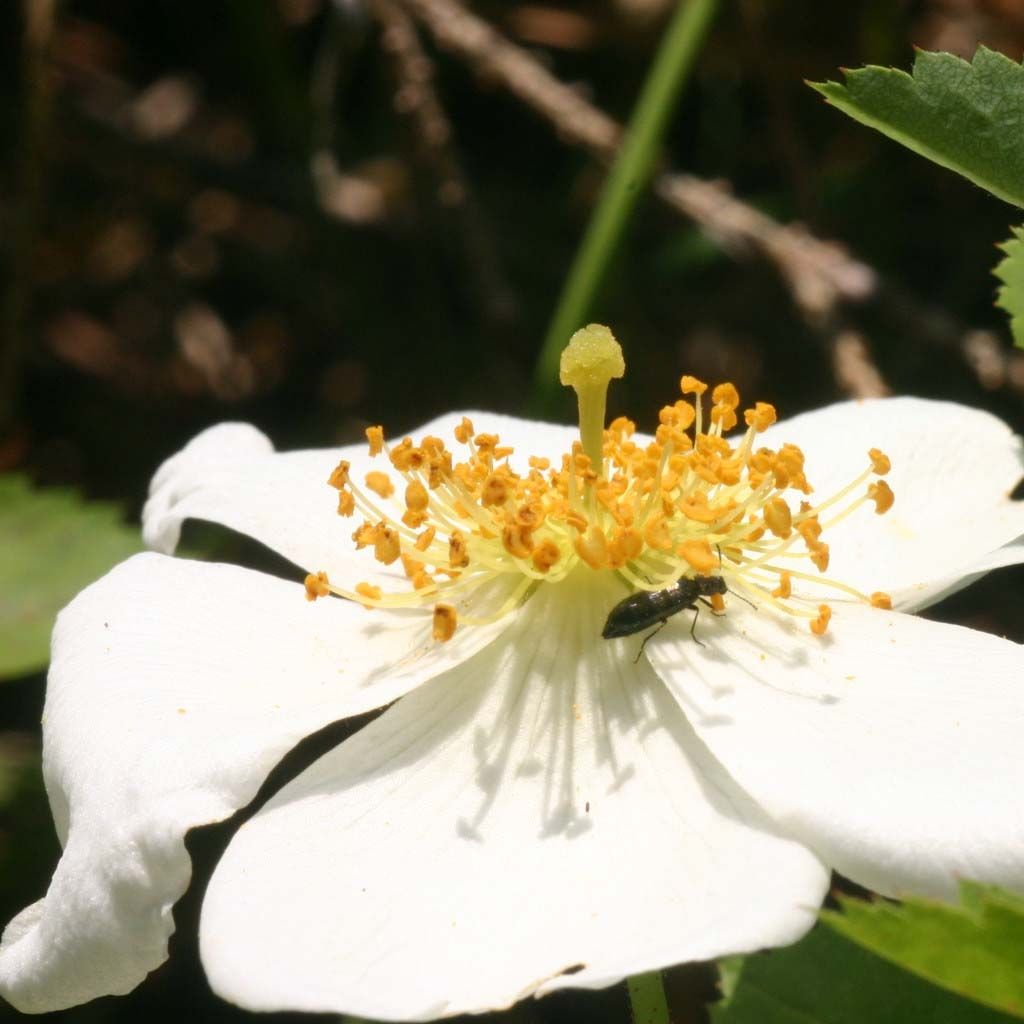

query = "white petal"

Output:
[[143, 413, 580, 578], [761, 397, 1024, 608], [200, 573, 827, 1019], [0, 553, 517, 1013], [646, 599, 1024, 899]]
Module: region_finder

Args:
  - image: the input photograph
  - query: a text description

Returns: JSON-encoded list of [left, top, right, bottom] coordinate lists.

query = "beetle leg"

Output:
[[689, 605, 706, 647], [635, 619, 668, 663]]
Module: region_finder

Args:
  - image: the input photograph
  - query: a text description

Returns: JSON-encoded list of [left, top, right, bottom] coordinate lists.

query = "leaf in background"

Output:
[[995, 225, 1024, 349], [712, 924, 1016, 1024], [809, 47, 1024, 209], [0, 474, 142, 680], [822, 883, 1024, 1019]]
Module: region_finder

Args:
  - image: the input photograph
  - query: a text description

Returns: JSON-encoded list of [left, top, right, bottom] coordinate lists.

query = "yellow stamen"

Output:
[[433, 604, 457, 641], [311, 326, 897, 649], [304, 571, 330, 601], [810, 604, 832, 635], [868, 480, 895, 514]]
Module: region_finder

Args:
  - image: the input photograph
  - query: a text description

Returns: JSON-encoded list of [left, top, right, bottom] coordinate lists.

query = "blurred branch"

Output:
[[2, 0, 57, 440], [535, 0, 719, 413], [368, 0, 514, 323], [399, 0, 1024, 401], [398, 0, 876, 322]]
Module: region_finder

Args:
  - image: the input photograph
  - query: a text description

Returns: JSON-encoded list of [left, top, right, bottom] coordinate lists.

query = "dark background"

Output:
[[1, 0, 1023, 1020]]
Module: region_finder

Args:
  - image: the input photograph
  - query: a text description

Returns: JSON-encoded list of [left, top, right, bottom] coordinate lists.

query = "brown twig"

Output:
[[369, 0, 515, 322], [397, 0, 876, 322], [398, 0, 1024, 401]]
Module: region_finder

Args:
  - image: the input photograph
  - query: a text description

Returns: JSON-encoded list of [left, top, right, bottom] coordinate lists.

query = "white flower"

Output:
[[2, 327, 1024, 1019]]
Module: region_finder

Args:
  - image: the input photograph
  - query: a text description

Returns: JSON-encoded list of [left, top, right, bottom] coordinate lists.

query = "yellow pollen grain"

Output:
[[514, 502, 546, 531], [337, 490, 355, 516], [415, 525, 436, 551], [433, 604, 457, 642], [481, 475, 510, 507], [678, 538, 717, 573], [798, 518, 822, 545], [328, 461, 350, 489], [355, 582, 383, 605], [810, 604, 832, 636], [365, 471, 395, 499], [405, 480, 429, 512], [608, 527, 643, 567], [771, 571, 792, 599], [449, 530, 470, 568], [871, 591, 893, 609], [574, 524, 610, 569], [680, 374, 707, 396], [869, 448, 891, 475], [810, 543, 830, 573], [502, 523, 534, 559], [644, 516, 673, 551], [454, 417, 474, 444], [401, 553, 424, 578], [531, 538, 560, 573], [764, 498, 793, 538], [366, 425, 384, 456], [868, 480, 895, 514], [304, 571, 330, 601], [352, 521, 377, 548], [373, 525, 401, 565], [744, 402, 777, 432]]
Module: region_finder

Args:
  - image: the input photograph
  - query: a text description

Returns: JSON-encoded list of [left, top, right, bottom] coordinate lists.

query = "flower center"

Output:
[[306, 325, 894, 641]]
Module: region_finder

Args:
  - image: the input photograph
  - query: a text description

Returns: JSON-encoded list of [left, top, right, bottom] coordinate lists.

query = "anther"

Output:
[[868, 448, 891, 475], [356, 582, 383, 606], [366, 426, 384, 456], [868, 480, 895, 514], [449, 530, 470, 568], [304, 571, 330, 601], [373, 526, 401, 565], [433, 604, 457, 642], [870, 591, 893, 609], [810, 604, 832, 636], [764, 498, 793, 538], [328, 461, 350, 489], [365, 471, 395, 499], [679, 539, 716, 573]]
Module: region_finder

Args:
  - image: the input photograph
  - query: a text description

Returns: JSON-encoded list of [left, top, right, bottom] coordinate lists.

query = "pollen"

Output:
[[810, 604, 832, 636], [433, 603, 457, 642], [365, 471, 395, 499], [304, 571, 330, 601], [868, 480, 895, 514], [313, 325, 898, 647]]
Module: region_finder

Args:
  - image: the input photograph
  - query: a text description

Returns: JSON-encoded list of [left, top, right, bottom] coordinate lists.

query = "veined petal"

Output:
[[0, 553, 517, 1013], [143, 413, 579, 578], [199, 573, 827, 1020], [762, 397, 1024, 609], [646, 600, 1024, 900]]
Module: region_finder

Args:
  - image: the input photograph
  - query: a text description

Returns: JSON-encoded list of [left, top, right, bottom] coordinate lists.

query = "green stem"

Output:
[[627, 970, 672, 1024], [530, 0, 719, 416]]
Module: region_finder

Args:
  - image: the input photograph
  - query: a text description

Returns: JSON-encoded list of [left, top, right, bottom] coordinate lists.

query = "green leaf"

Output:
[[995, 225, 1024, 348], [809, 47, 1024, 208], [712, 925, 1016, 1024], [0, 474, 142, 679], [822, 883, 1024, 1019]]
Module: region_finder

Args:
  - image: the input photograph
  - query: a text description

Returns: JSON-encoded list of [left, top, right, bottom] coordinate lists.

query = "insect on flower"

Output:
[[4, 324, 1024, 1021], [601, 573, 728, 658]]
